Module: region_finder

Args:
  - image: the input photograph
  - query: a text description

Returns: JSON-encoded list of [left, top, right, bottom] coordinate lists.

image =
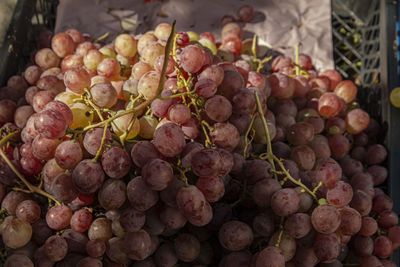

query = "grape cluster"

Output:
[[0, 4, 398, 267]]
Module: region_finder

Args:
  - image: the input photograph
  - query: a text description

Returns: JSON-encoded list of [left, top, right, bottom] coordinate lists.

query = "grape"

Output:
[[72, 159, 105, 194], [33, 245, 54, 266], [232, 88, 256, 115], [90, 83, 118, 108], [117, 207, 144, 234], [54, 140, 83, 170], [4, 253, 34, 267], [142, 158, 173, 191], [98, 179, 126, 210], [132, 61, 152, 80], [175, 185, 212, 226], [34, 109, 67, 139], [154, 242, 178, 267], [367, 165, 388, 185], [127, 176, 159, 211], [70, 208, 93, 233], [351, 172, 374, 198], [25, 86, 40, 105], [199, 65, 224, 86], [315, 158, 342, 189], [160, 176, 185, 208], [160, 206, 187, 230], [24, 65, 42, 85], [345, 108, 370, 134], [46, 205, 72, 230], [174, 233, 201, 262], [290, 145, 316, 170], [37, 75, 65, 94], [365, 144, 387, 165], [218, 70, 244, 100], [124, 230, 152, 260], [353, 234, 374, 257], [311, 204, 341, 234], [15, 199, 41, 223], [285, 213, 312, 239], [350, 189, 372, 216], [111, 110, 140, 139], [268, 231, 296, 261], [293, 247, 318, 267], [61, 54, 84, 72], [96, 58, 120, 79], [373, 235, 393, 259], [35, 48, 60, 69], [32, 90, 56, 113], [143, 206, 165, 236], [271, 188, 300, 217], [76, 257, 102, 267], [373, 194, 394, 214], [196, 175, 225, 202], [20, 156, 43, 176], [359, 216, 378, 237], [334, 80, 357, 103], [252, 178, 282, 208], [318, 92, 341, 118], [14, 105, 34, 128], [326, 117, 346, 136], [286, 122, 314, 145], [153, 123, 185, 157], [167, 103, 191, 124], [256, 246, 285, 267], [32, 219, 53, 245], [52, 33, 75, 58], [42, 158, 64, 190], [85, 239, 106, 258], [154, 55, 176, 74], [32, 135, 59, 160], [131, 141, 161, 168], [338, 206, 361, 235], [44, 235, 68, 261], [151, 89, 178, 118], [378, 210, 398, 229], [2, 217, 32, 249], [100, 147, 131, 179], [0, 100, 17, 123], [83, 127, 111, 156], [329, 134, 350, 158], [313, 233, 340, 263], [114, 33, 137, 57], [191, 148, 222, 177], [88, 217, 112, 242], [268, 73, 295, 99], [180, 45, 205, 73], [140, 42, 165, 67], [210, 122, 240, 151], [326, 181, 353, 207], [106, 237, 128, 263], [205, 95, 232, 122], [181, 117, 200, 139]]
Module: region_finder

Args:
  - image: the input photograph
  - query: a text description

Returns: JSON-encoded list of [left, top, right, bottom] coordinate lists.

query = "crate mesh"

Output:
[[332, 0, 380, 87]]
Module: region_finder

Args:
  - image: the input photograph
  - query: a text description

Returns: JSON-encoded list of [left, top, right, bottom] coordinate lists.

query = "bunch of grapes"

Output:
[[0, 4, 398, 267]]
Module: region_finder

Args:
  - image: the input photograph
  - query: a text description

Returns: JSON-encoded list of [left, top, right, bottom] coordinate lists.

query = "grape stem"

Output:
[[253, 91, 277, 179], [84, 88, 105, 121], [243, 114, 256, 158], [274, 217, 285, 248], [254, 91, 319, 202], [295, 42, 300, 76], [92, 122, 110, 162], [251, 34, 272, 73], [0, 130, 61, 205]]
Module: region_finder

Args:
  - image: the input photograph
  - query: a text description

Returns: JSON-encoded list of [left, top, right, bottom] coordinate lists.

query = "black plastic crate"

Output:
[[0, 0, 58, 86], [332, 0, 400, 263]]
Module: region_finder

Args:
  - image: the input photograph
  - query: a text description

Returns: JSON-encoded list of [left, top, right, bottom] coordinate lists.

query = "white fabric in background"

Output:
[[55, 0, 334, 71]]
